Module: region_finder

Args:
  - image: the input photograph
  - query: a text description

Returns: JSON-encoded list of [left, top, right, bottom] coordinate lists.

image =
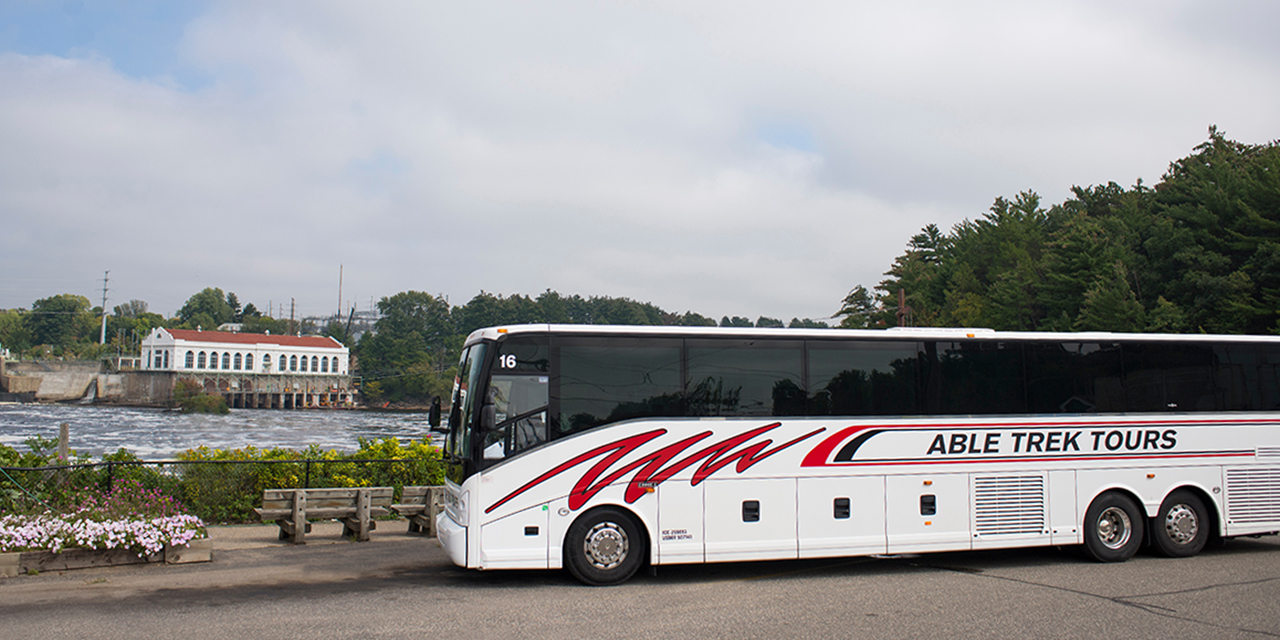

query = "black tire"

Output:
[[563, 506, 645, 586], [1151, 490, 1210, 558], [1082, 492, 1144, 562]]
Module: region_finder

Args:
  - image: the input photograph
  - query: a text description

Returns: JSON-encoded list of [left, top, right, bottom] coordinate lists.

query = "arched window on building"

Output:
[[154, 352, 163, 369], [311, 356, 319, 373], [186, 351, 195, 368], [300, 356, 308, 373], [279, 355, 287, 371], [320, 357, 329, 373], [234, 353, 242, 370], [163, 350, 170, 369], [333, 358, 342, 374], [222, 353, 230, 369], [290, 355, 297, 371], [198, 352, 207, 368], [246, 353, 254, 370]]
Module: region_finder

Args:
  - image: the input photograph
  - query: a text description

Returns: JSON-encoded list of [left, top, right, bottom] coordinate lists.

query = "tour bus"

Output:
[[434, 324, 1280, 585]]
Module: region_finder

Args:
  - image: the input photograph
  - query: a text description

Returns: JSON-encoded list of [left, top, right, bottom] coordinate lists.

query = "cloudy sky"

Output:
[[2, 1, 1277, 324]]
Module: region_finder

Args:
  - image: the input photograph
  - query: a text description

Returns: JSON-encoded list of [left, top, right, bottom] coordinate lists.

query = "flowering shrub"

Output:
[[0, 478, 205, 557], [0, 513, 204, 556]]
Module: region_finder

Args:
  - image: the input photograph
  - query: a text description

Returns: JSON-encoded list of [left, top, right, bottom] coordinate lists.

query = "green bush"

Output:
[[1, 438, 445, 523], [181, 393, 229, 414]]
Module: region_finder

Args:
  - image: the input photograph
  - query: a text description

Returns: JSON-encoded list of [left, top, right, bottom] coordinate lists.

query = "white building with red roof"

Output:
[[138, 328, 352, 408], [141, 328, 349, 375]]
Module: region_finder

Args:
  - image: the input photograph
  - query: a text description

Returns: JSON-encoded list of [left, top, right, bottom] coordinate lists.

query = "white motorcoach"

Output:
[[434, 325, 1280, 585]]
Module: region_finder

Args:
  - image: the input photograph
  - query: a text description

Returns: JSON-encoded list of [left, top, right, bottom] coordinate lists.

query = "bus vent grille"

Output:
[[1256, 447, 1280, 459], [973, 475, 1046, 536], [1226, 468, 1280, 524]]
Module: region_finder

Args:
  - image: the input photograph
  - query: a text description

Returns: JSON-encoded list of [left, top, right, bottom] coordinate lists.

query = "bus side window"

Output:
[[686, 339, 802, 417], [556, 338, 683, 435]]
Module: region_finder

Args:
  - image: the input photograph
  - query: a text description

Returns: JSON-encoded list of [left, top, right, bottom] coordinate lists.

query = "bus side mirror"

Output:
[[428, 396, 443, 430], [480, 403, 496, 431]]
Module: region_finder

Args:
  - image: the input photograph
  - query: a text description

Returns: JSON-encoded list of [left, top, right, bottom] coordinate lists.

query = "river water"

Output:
[[0, 404, 436, 459]]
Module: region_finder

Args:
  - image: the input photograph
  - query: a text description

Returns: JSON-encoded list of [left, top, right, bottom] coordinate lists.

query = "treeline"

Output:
[[355, 290, 829, 403], [0, 287, 307, 361], [837, 128, 1280, 335]]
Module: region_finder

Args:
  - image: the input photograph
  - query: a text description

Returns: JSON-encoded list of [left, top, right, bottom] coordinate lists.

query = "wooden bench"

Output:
[[254, 487, 393, 544], [390, 485, 446, 537]]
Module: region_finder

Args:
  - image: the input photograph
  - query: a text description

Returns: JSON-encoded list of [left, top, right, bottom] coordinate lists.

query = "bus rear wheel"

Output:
[[564, 507, 644, 586], [1083, 492, 1144, 562], [1152, 490, 1209, 558]]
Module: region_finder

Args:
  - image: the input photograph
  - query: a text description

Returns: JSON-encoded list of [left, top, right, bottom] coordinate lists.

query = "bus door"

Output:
[[656, 482, 704, 564]]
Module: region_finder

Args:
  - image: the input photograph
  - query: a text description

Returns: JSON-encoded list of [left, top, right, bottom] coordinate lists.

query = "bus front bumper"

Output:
[[437, 509, 468, 568]]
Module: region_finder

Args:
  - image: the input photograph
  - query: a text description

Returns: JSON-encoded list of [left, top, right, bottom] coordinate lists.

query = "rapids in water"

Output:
[[0, 403, 436, 459]]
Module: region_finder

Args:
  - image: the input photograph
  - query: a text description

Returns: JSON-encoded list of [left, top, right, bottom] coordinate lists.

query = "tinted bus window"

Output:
[[686, 339, 803, 417], [1213, 343, 1280, 411], [1122, 343, 1216, 412], [808, 340, 920, 416], [924, 341, 1025, 415], [555, 337, 683, 435], [1025, 342, 1123, 413]]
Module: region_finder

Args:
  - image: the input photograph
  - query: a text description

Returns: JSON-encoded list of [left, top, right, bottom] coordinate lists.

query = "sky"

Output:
[[1, 1, 1278, 324]]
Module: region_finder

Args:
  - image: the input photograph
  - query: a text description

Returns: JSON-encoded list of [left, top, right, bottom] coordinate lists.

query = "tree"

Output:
[[113, 300, 149, 318], [834, 285, 878, 329], [26, 294, 92, 347], [0, 310, 32, 352], [862, 129, 1280, 335], [177, 288, 234, 328], [355, 291, 454, 404], [241, 302, 263, 319], [226, 293, 243, 322], [788, 318, 829, 328], [1074, 262, 1146, 331]]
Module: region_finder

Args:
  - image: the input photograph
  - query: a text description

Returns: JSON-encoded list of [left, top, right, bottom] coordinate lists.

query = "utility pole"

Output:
[[100, 271, 109, 344], [337, 265, 343, 318], [290, 298, 296, 335]]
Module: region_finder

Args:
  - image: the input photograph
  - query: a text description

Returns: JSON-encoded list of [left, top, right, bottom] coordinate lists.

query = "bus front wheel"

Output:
[[564, 506, 645, 586], [1151, 490, 1209, 558], [1083, 492, 1144, 562]]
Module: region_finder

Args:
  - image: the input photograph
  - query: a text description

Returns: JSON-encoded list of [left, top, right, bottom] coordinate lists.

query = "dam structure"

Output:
[[131, 327, 355, 409]]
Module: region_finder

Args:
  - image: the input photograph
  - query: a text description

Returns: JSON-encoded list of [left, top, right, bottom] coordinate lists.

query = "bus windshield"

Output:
[[446, 342, 488, 464], [481, 336, 550, 462]]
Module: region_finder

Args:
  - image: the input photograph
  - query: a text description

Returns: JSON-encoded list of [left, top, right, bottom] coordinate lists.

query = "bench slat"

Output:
[[255, 507, 389, 519]]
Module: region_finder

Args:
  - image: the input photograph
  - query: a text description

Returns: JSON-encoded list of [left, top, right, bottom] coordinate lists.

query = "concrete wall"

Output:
[[1, 362, 352, 408], [2, 375, 41, 393], [5, 361, 102, 401], [116, 371, 176, 405]]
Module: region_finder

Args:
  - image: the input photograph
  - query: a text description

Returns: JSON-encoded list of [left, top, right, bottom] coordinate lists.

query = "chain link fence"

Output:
[[1, 458, 443, 523]]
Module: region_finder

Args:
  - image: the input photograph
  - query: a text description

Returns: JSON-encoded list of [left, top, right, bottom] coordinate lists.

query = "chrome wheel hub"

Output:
[[1164, 504, 1199, 545], [583, 521, 629, 569], [1097, 506, 1132, 550]]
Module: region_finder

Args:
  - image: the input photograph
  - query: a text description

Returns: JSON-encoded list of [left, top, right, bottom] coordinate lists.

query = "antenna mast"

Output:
[[100, 271, 109, 344]]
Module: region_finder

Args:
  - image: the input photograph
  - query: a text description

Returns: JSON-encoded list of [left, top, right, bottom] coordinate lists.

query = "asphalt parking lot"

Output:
[[3, 520, 1279, 640]]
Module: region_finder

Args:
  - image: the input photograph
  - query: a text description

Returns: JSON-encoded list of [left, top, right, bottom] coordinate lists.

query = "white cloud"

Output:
[[1, 0, 1277, 322]]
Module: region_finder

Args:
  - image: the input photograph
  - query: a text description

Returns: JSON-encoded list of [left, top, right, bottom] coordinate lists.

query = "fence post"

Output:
[[304, 460, 311, 489], [106, 461, 114, 493]]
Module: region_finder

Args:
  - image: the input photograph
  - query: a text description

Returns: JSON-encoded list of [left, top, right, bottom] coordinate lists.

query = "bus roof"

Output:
[[463, 324, 1280, 347]]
